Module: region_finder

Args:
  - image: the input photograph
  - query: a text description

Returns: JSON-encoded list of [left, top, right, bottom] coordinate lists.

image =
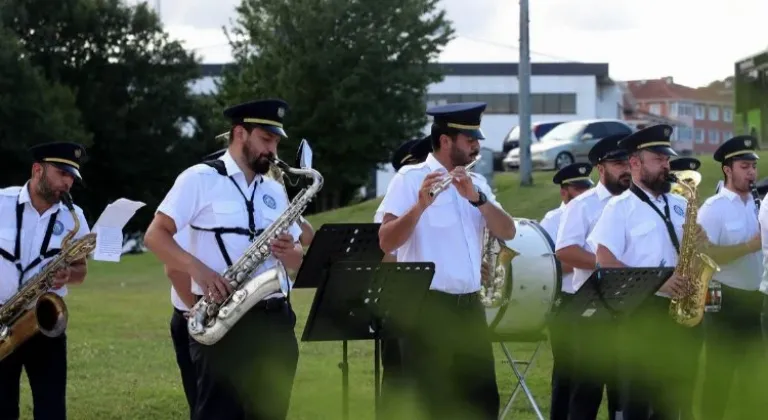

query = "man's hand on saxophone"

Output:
[[188, 261, 231, 304], [51, 267, 71, 290], [659, 272, 688, 299], [270, 232, 304, 270]]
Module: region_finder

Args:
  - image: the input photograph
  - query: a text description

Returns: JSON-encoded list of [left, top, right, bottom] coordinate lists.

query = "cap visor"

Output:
[[731, 152, 759, 161], [566, 179, 594, 189], [461, 128, 485, 140], [261, 125, 287, 138], [648, 146, 678, 157], [53, 163, 82, 181]]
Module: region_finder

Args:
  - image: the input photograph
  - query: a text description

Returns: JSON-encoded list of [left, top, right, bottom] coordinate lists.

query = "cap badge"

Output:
[[579, 167, 586, 174], [277, 107, 285, 118], [664, 128, 671, 137], [689, 162, 695, 169], [74, 149, 82, 158], [745, 139, 752, 147]]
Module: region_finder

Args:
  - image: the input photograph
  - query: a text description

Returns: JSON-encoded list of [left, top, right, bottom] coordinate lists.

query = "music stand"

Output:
[[302, 261, 434, 420], [556, 266, 674, 322]]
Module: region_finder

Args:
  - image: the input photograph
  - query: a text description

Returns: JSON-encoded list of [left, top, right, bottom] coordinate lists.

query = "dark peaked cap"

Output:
[[552, 162, 594, 188], [588, 134, 629, 165], [670, 157, 701, 172], [202, 148, 227, 161], [426, 102, 487, 140], [617, 124, 677, 157], [223, 99, 289, 138], [30, 142, 87, 181], [713, 135, 759, 163], [391, 136, 432, 171]]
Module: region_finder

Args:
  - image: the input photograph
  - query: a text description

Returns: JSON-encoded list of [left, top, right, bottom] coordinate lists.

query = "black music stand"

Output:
[[302, 260, 434, 420], [557, 266, 674, 322]]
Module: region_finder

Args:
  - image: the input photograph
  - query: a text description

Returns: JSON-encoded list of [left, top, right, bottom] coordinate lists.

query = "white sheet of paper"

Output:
[[91, 198, 146, 262]]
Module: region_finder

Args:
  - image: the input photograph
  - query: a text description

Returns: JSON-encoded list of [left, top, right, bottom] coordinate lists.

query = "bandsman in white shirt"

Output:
[[697, 135, 765, 420], [553, 134, 630, 420], [539, 162, 594, 420], [0, 142, 91, 420], [588, 124, 702, 420], [377, 102, 516, 419], [145, 99, 305, 420], [163, 147, 226, 418]]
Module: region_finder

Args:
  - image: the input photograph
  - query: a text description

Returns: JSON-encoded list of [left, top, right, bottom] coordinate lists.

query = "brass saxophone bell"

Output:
[[671, 169, 702, 187]]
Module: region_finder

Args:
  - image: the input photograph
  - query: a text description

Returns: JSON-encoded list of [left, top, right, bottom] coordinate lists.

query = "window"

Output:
[[708, 106, 720, 121], [708, 129, 719, 144], [649, 103, 661, 115], [669, 102, 678, 117], [695, 105, 705, 120], [678, 102, 694, 117], [603, 122, 633, 137], [424, 93, 577, 115], [723, 107, 733, 123], [676, 126, 693, 141], [695, 129, 705, 144], [723, 131, 733, 141], [582, 123, 608, 140]]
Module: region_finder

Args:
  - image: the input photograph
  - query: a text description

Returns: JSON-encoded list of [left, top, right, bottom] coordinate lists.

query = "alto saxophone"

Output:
[[667, 172, 720, 327], [187, 157, 324, 345], [0, 192, 96, 361]]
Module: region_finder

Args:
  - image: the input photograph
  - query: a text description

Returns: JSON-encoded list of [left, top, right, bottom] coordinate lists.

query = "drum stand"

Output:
[[496, 335, 547, 420]]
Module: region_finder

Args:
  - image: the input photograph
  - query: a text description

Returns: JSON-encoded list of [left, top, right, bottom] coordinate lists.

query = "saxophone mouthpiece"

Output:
[[666, 173, 679, 183], [60, 192, 74, 211]]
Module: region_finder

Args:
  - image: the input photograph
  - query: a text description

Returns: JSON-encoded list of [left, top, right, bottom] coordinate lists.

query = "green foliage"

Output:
[[0, 0, 220, 228], [218, 0, 454, 210], [0, 28, 90, 186]]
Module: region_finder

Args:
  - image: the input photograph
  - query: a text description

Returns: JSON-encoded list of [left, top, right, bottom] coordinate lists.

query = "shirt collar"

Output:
[[559, 201, 566, 209], [636, 184, 665, 203], [720, 185, 740, 202], [426, 153, 448, 173], [220, 150, 263, 183], [18, 182, 64, 214], [596, 181, 612, 201]]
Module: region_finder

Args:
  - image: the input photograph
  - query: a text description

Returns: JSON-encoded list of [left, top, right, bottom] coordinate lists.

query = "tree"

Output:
[[1, 0, 220, 229], [0, 28, 91, 186], [218, 0, 454, 210]]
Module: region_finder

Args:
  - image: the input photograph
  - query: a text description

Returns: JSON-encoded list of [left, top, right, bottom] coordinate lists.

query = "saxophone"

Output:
[[667, 172, 721, 327], [187, 157, 324, 345], [0, 192, 96, 361]]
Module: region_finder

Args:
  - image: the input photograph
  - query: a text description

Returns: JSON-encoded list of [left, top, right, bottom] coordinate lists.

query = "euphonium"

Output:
[[187, 157, 324, 345], [667, 173, 720, 327], [0, 192, 97, 361]]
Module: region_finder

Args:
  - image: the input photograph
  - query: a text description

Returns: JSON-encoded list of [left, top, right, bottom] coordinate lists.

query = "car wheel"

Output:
[[554, 152, 574, 170]]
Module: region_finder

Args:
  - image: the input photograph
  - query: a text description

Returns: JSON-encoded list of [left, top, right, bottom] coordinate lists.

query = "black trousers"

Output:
[[701, 285, 766, 420], [0, 332, 67, 420], [399, 291, 499, 420], [171, 308, 197, 418], [617, 297, 700, 420], [380, 336, 405, 414], [189, 297, 299, 420], [548, 294, 575, 420]]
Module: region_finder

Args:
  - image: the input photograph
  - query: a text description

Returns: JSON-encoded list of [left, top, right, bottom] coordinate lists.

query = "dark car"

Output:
[[501, 121, 565, 155]]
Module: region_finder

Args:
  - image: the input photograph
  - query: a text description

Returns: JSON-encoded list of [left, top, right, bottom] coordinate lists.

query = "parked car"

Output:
[[503, 119, 634, 171], [501, 121, 564, 156]]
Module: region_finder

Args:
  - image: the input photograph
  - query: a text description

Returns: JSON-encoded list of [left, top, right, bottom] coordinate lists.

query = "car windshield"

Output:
[[505, 126, 520, 141], [540, 121, 587, 142]]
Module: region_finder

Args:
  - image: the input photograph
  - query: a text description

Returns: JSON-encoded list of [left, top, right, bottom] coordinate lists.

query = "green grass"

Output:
[[16, 153, 768, 419]]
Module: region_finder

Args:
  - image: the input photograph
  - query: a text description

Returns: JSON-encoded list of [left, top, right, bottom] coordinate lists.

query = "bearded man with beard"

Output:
[[145, 99, 305, 420], [588, 124, 708, 420], [377, 102, 516, 420], [0, 142, 90, 420], [552, 133, 630, 420]]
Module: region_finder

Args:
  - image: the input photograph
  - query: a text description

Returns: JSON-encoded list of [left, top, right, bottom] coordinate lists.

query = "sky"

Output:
[[136, 0, 768, 88]]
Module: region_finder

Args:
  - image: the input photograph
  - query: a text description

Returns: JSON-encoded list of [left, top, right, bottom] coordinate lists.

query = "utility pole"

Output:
[[155, 0, 162, 20], [518, 0, 533, 186]]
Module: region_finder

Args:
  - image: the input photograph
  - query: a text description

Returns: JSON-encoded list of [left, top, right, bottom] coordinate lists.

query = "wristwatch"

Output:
[[469, 187, 487, 207]]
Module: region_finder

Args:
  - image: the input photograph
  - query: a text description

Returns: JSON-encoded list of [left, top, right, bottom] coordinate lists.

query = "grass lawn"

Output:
[[17, 153, 767, 419]]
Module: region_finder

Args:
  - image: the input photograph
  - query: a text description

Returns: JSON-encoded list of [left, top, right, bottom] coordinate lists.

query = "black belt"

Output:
[[426, 290, 480, 306]]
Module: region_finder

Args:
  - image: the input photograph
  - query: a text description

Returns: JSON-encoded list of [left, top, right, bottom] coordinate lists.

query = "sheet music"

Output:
[[92, 198, 146, 262]]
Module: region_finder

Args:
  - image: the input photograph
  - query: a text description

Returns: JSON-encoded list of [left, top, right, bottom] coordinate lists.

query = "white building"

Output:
[[193, 62, 623, 197]]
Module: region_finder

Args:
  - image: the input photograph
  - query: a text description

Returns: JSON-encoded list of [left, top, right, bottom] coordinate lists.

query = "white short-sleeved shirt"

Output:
[[170, 227, 191, 311], [539, 202, 574, 291], [555, 182, 614, 293], [156, 151, 301, 298], [377, 153, 500, 294], [698, 186, 762, 291], [0, 183, 91, 304], [588, 185, 687, 299], [756, 195, 768, 295]]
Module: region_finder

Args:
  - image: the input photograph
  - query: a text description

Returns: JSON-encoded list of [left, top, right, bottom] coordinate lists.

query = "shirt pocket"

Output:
[[427, 194, 458, 228], [723, 220, 746, 244], [0, 228, 15, 254], [212, 201, 244, 226], [629, 221, 659, 259]]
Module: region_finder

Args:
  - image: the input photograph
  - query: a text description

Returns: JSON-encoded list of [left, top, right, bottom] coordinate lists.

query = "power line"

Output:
[[455, 33, 583, 63]]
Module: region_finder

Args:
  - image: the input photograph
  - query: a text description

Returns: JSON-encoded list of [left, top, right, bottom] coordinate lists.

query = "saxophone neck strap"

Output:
[[629, 183, 680, 255], [0, 197, 62, 289]]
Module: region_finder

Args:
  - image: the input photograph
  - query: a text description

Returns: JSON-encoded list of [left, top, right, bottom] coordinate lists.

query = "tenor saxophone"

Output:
[[187, 157, 324, 345], [667, 173, 720, 327], [0, 192, 96, 361]]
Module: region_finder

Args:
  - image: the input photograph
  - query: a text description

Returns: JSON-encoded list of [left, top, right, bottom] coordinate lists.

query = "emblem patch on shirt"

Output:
[[263, 194, 277, 210], [52, 221, 65, 236], [673, 204, 684, 216]]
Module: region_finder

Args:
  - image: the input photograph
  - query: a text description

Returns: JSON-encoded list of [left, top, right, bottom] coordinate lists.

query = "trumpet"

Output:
[[428, 155, 482, 198]]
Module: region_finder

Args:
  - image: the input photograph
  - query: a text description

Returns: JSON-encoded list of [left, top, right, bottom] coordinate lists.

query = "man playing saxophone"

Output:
[[695, 135, 764, 420], [0, 142, 91, 420], [587, 125, 701, 420], [553, 134, 630, 420], [145, 99, 305, 420], [377, 102, 516, 419]]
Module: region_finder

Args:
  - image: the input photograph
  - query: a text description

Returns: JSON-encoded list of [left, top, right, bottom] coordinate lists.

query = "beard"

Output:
[[36, 168, 62, 204], [242, 143, 272, 175], [640, 166, 671, 194], [449, 143, 476, 167], [604, 170, 631, 195]]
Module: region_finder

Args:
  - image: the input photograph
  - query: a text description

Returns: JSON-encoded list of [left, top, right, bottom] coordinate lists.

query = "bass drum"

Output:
[[484, 218, 562, 340]]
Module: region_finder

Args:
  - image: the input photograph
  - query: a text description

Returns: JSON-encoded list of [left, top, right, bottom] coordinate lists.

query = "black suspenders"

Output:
[[189, 160, 264, 267], [629, 183, 681, 254], [0, 198, 63, 288]]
